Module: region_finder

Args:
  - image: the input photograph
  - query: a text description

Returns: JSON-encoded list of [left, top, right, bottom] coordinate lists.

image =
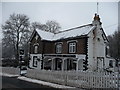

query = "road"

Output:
[[2, 76, 61, 90]]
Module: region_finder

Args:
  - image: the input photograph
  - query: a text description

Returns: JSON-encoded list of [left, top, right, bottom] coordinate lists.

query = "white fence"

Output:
[[26, 69, 119, 89]]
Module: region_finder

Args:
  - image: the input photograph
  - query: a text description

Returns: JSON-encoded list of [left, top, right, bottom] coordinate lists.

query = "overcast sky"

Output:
[[1, 2, 118, 37]]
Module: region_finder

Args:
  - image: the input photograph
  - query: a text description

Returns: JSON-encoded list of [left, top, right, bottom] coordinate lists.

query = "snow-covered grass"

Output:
[[18, 76, 77, 89], [0, 72, 19, 77]]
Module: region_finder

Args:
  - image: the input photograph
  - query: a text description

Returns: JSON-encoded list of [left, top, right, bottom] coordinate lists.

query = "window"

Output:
[[115, 60, 118, 67], [109, 60, 113, 68], [34, 45, 38, 53], [69, 42, 76, 53], [56, 44, 62, 53], [33, 56, 37, 67], [106, 46, 110, 57]]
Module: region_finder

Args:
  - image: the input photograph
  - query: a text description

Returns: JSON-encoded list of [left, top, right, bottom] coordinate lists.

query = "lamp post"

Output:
[[118, 60, 120, 90], [19, 49, 27, 76]]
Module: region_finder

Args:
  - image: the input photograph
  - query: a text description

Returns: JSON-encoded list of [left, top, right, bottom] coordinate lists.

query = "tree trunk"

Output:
[[16, 30, 19, 66]]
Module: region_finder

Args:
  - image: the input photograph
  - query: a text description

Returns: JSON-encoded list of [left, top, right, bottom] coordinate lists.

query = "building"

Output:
[[29, 14, 116, 72]]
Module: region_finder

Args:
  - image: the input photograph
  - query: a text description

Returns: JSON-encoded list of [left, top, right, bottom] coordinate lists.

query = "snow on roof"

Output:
[[36, 24, 96, 41], [36, 29, 54, 41]]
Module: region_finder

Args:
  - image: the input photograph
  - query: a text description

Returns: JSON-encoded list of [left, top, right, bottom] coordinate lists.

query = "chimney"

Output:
[[92, 13, 102, 26]]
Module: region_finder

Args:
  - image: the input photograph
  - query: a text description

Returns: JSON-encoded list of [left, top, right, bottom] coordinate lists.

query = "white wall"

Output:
[[87, 25, 108, 71], [30, 54, 42, 69], [87, 29, 95, 71]]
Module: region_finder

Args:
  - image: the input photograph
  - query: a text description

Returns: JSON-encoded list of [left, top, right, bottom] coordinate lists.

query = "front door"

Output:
[[97, 57, 104, 72]]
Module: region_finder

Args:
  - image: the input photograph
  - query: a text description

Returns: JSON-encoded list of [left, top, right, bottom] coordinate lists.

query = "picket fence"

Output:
[[26, 69, 119, 89]]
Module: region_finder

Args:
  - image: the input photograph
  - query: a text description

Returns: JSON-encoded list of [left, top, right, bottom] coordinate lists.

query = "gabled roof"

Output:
[[36, 24, 96, 41]]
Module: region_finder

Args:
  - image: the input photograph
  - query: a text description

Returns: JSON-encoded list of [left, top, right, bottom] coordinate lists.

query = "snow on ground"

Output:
[[0, 72, 84, 89], [18, 76, 76, 89], [0, 72, 19, 77]]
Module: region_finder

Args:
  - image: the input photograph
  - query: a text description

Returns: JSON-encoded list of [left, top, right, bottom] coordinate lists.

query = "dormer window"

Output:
[[69, 42, 76, 53], [35, 35, 39, 40], [56, 44, 62, 53]]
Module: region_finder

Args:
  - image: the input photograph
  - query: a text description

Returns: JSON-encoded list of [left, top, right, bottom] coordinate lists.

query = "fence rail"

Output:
[[26, 69, 119, 89]]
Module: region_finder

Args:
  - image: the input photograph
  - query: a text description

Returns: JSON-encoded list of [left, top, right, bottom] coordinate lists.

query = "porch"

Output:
[[43, 54, 86, 71]]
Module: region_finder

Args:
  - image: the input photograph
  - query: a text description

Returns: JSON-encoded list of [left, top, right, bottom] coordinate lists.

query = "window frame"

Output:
[[56, 43, 62, 54], [33, 56, 37, 67], [34, 45, 38, 54], [68, 42, 76, 53], [109, 60, 113, 68]]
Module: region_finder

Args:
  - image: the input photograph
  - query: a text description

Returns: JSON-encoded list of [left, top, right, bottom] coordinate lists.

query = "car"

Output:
[[20, 66, 27, 76]]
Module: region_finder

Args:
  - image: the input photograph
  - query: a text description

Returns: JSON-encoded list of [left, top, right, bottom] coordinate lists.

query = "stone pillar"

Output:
[[29, 55, 32, 68], [37, 61, 41, 69], [51, 58, 54, 70], [62, 59, 65, 71]]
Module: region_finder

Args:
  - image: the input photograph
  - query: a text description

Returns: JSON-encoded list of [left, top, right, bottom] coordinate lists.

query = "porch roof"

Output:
[[43, 54, 86, 60]]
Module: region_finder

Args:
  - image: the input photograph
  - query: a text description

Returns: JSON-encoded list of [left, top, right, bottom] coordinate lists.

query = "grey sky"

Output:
[[2, 2, 118, 36]]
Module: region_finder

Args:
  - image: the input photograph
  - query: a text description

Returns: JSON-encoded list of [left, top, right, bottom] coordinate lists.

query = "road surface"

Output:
[[2, 76, 61, 90]]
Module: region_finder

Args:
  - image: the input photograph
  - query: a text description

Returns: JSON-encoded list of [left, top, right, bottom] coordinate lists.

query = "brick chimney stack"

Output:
[[92, 13, 102, 26]]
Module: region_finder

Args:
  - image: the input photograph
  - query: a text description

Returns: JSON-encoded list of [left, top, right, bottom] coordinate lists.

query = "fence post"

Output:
[[64, 71, 67, 85]]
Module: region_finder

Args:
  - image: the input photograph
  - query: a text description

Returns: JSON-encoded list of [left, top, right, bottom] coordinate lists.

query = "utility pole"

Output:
[[96, 2, 99, 15], [118, 29, 120, 90]]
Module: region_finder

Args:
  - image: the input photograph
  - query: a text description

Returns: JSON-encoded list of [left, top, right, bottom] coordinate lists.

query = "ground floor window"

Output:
[[33, 56, 38, 67], [109, 60, 113, 68]]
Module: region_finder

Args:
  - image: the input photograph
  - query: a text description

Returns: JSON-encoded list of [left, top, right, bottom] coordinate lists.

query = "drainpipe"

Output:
[[41, 41, 45, 69]]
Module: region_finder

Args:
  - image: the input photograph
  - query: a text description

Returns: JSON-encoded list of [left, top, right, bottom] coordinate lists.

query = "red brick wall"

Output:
[[30, 32, 87, 55]]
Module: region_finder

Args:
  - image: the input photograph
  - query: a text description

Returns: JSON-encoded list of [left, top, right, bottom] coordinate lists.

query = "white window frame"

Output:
[[69, 42, 76, 53], [33, 56, 37, 67], [56, 44, 62, 53]]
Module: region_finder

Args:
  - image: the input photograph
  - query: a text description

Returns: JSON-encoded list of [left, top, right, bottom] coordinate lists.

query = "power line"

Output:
[[104, 23, 118, 29]]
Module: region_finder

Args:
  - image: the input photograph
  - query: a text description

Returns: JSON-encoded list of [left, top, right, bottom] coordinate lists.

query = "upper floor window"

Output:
[[69, 42, 76, 53], [34, 45, 38, 53], [106, 46, 110, 57], [56, 44, 62, 53]]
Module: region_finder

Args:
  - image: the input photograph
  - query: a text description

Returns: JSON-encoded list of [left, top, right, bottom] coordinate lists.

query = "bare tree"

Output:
[[107, 29, 120, 62], [45, 20, 61, 33], [2, 13, 31, 62], [31, 20, 61, 34], [31, 22, 42, 31]]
